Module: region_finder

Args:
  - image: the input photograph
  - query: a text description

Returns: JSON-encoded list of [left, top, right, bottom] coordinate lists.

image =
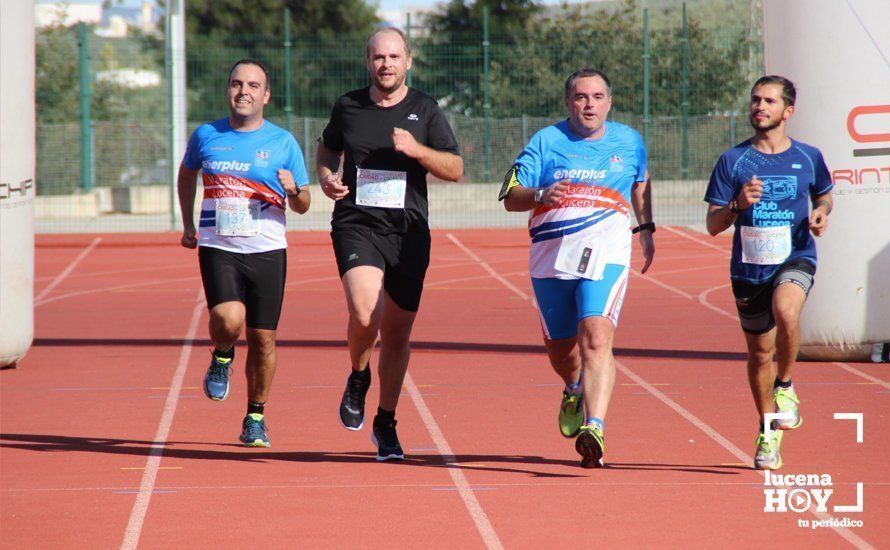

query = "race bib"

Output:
[[555, 234, 606, 280], [215, 198, 260, 236], [740, 225, 791, 265], [356, 168, 407, 209]]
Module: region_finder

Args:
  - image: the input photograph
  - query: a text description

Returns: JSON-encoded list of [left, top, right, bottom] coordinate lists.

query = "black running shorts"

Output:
[[331, 227, 431, 312], [198, 246, 287, 330], [731, 259, 815, 335]]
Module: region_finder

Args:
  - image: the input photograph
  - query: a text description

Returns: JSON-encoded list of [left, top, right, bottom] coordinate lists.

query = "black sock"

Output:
[[759, 420, 765, 433], [351, 366, 371, 381], [376, 406, 395, 424], [773, 378, 792, 389], [214, 346, 234, 359], [247, 401, 265, 416]]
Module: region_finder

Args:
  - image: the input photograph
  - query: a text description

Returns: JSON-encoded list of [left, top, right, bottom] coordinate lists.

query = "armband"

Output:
[[632, 222, 656, 234]]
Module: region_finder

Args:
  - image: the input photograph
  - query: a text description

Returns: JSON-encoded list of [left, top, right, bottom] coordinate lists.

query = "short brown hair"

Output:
[[752, 75, 796, 106]]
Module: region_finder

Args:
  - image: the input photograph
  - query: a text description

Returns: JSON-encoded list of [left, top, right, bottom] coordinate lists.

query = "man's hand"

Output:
[[809, 207, 829, 236], [738, 175, 764, 209], [181, 226, 197, 249], [638, 230, 655, 274], [392, 127, 422, 158], [321, 172, 349, 201], [278, 168, 297, 196], [539, 180, 570, 207]]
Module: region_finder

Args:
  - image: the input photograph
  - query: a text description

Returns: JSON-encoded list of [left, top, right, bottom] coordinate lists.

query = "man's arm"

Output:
[[392, 127, 463, 181], [278, 168, 311, 214], [177, 164, 199, 248], [315, 142, 349, 200], [631, 173, 655, 274], [809, 191, 832, 237], [706, 175, 764, 236]]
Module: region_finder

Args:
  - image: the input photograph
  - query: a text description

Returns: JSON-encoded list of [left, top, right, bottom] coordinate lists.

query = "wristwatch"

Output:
[[534, 188, 545, 204], [286, 186, 301, 198], [729, 199, 741, 213]]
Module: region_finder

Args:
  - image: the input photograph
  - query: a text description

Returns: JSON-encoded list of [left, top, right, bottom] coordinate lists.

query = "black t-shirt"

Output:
[[321, 87, 460, 233]]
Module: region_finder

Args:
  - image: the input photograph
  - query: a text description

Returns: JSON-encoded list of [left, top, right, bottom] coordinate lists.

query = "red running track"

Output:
[[1, 228, 887, 548]]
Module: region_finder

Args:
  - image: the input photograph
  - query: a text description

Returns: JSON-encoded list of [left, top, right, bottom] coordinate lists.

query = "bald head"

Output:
[[366, 27, 411, 60]]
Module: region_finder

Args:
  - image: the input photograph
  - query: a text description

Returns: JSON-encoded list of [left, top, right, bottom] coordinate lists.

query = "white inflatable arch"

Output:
[[764, 0, 890, 361], [0, 1, 36, 367]]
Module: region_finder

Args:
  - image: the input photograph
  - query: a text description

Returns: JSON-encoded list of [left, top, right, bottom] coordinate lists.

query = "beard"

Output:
[[749, 114, 782, 132], [373, 73, 405, 94]]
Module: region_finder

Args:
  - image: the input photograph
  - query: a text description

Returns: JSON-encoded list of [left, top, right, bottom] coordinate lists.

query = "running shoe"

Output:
[[239, 413, 271, 448], [754, 429, 783, 470], [203, 350, 233, 401], [339, 368, 371, 430], [371, 416, 404, 461], [773, 386, 802, 430], [558, 391, 584, 438], [575, 424, 605, 468]]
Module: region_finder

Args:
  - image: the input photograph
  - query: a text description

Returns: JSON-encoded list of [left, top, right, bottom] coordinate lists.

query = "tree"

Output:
[[414, 0, 543, 116], [182, 0, 381, 120]]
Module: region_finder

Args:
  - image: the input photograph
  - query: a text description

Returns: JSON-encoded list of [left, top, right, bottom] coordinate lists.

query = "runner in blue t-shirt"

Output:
[[704, 75, 832, 470], [177, 59, 311, 448], [500, 69, 655, 468]]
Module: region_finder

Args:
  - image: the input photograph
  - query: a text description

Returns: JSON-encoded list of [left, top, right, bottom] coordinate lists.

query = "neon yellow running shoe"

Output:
[[754, 429, 783, 470], [558, 391, 584, 438], [575, 424, 605, 468], [773, 387, 802, 430]]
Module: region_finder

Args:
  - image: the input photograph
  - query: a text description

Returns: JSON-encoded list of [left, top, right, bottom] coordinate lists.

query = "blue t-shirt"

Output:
[[513, 120, 647, 279], [704, 139, 832, 283], [183, 118, 309, 253]]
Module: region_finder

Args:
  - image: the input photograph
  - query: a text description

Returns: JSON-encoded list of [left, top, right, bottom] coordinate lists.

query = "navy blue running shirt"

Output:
[[704, 139, 832, 283]]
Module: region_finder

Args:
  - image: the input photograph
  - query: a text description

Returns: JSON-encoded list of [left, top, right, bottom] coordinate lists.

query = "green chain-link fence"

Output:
[[35, 5, 762, 231]]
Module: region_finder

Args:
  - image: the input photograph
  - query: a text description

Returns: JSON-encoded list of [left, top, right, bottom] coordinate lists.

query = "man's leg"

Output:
[[245, 327, 277, 404], [204, 301, 245, 401], [209, 301, 245, 351], [577, 316, 617, 422], [377, 293, 418, 411], [772, 282, 807, 383], [338, 266, 384, 430], [544, 337, 582, 388], [342, 266, 385, 372], [743, 329, 777, 420], [772, 281, 807, 430], [744, 328, 786, 469], [545, 336, 586, 439]]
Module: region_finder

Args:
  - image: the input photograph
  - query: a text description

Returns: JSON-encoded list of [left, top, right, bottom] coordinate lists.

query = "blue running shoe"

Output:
[[239, 413, 270, 447], [203, 350, 232, 401]]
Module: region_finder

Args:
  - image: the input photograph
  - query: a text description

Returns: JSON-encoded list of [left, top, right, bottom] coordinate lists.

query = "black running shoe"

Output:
[[338, 368, 371, 430], [371, 416, 404, 461]]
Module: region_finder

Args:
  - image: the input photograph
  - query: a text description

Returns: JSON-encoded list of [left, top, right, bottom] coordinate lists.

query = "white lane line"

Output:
[[36, 275, 199, 307], [447, 232, 875, 550], [35, 237, 101, 302], [404, 373, 504, 550], [832, 362, 890, 391], [120, 289, 204, 550]]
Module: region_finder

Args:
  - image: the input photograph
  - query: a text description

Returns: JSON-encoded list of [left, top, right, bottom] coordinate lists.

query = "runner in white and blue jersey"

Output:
[[500, 69, 655, 468], [177, 59, 311, 448], [704, 75, 833, 470]]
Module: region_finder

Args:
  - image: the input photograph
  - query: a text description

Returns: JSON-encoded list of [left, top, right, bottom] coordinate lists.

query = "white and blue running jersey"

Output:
[[183, 118, 309, 253], [512, 120, 647, 279]]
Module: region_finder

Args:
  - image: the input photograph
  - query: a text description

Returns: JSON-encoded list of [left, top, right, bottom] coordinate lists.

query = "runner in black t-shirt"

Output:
[[316, 27, 462, 461]]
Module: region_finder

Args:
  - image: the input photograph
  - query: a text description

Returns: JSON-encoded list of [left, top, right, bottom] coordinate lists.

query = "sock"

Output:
[[565, 378, 583, 396], [773, 378, 792, 390], [586, 417, 604, 431], [247, 401, 265, 416], [351, 366, 371, 381], [376, 406, 395, 424], [759, 420, 765, 433], [213, 346, 234, 360]]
